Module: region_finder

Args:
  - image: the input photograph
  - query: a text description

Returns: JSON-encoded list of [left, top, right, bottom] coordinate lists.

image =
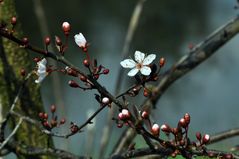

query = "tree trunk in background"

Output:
[[0, 0, 54, 159]]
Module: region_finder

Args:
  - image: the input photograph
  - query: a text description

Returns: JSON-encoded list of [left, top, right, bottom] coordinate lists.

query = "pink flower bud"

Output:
[[202, 134, 210, 144], [196, 132, 201, 141], [62, 22, 71, 34], [121, 109, 130, 119], [118, 113, 124, 120], [103, 69, 109, 74], [50, 105, 56, 113], [102, 97, 110, 105], [45, 36, 51, 46], [160, 124, 171, 133], [11, 16, 17, 25], [159, 57, 165, 67], [68, 80, 80, 88], [151, 123, 160, 136], [184, 113, 190, 124], [141, 111, 149, 119], [179, 118, 187, 128]]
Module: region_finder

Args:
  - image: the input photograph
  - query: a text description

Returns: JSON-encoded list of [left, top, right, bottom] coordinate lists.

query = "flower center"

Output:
[[136, 63, 143, 69]]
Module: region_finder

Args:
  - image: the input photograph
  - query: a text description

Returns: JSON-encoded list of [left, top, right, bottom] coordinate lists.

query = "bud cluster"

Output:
[[38, 105, 66, 130]]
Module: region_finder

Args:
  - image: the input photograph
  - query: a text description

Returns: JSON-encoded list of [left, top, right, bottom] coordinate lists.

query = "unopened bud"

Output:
[[151, 123, 160, 136], [83, 59, 90, 67], [103, 69, 109, 74], [160, 124, 171, 133], [20, 68, 26, 76], [184, 113, 190, 124], [62, 22, 71, 35], [55, 36, 62, 46], [60, 118, 66, 124], [159, 57, 165, 67], [11, 16, 17, 25], [68, 80, 80, 88], [102, 97, 110, 105], [141, 111, 149, 119], [38, 112, 44, 119], [202, 134, 210, 144], [196, 132, 201, 141], [45, 36, 51, 46], [22, 37, 29, 45], [179, 118, 187, 128], [50, 105, 56, 113]]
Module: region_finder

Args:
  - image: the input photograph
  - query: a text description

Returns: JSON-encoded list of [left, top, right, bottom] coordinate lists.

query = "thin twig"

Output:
[[0, 118, 23, 150], [9, 105, 107, 139], [112, 15, 239, 155], [0, 73, 32, 142], [196, 127, 239, 145], [99, 0, 147, 157]]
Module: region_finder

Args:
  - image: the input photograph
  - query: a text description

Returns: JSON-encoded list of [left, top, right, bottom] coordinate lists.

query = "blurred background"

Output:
[[6, 0, 239, 158]]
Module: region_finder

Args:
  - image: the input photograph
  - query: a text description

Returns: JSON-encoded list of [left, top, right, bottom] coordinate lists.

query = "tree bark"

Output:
[[0, 0, 54, 158]]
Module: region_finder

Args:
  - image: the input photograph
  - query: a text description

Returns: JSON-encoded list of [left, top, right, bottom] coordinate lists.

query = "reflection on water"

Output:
[[5, 0, 239, 158]]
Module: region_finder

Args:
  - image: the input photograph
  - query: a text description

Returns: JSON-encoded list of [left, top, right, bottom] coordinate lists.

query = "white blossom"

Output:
[[120, 51, 156, 77], [35, 58, 47, 83], [74, 33, 87, 48]]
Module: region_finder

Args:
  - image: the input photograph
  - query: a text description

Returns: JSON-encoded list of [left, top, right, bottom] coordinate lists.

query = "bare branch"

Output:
[[112, 15, 239, 155], [6, 140, 90, 159], [100, 0, 147, 156], [0, 118, 22, 150]]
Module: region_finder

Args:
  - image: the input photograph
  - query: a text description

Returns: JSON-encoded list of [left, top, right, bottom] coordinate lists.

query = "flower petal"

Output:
[[134, 51, 145, 63], [120, 59, 136, 68], [127, 68, 139, 77], [39, 58, 47, 65], [35, 75, 46, 83], [74, 33, 87, 48], [140, 66, 151, 76], [143, 54, 156, 65]]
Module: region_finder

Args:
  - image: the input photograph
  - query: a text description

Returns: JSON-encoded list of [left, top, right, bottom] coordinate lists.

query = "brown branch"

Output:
[[6, 140, 90, 159], [112, 15, 239, 155], [110, 147, 239, 159], [0, 28, 125, 110], [197, 127, 239, 145], [10, 104, 107, 139]]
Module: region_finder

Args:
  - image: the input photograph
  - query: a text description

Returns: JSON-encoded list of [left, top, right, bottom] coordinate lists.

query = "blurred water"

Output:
[[5, 0, 239, 158]]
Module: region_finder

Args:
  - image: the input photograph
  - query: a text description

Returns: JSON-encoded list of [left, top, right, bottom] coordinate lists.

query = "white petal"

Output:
[[35, 75, 45, 83], [74, 33, 87, 48], [37, 58, 47, 66], [120, 59, 136, 68], [134, 51, 145, 63], [143, 54, 156, 65], [38, 65, 46, 71], [127, 68, 139, 77], [140, 66, 151, 76], [37, 70, 46, 75]]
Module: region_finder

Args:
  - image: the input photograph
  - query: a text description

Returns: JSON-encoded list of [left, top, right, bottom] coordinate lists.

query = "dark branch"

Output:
[[112, 15, 239, 155]]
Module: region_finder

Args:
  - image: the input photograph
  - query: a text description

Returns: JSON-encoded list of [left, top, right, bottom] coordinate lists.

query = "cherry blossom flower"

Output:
[[120, 51, 156, 77], [74, 33, 87, 48], [35, 58, 47, 83]]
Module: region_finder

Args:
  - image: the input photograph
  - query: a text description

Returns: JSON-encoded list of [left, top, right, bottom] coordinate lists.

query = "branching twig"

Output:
[[6, 140, 90, 159], [100, 0, 147, 157], [112, 15, 239, 155], [0, 118, 22, 150]]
